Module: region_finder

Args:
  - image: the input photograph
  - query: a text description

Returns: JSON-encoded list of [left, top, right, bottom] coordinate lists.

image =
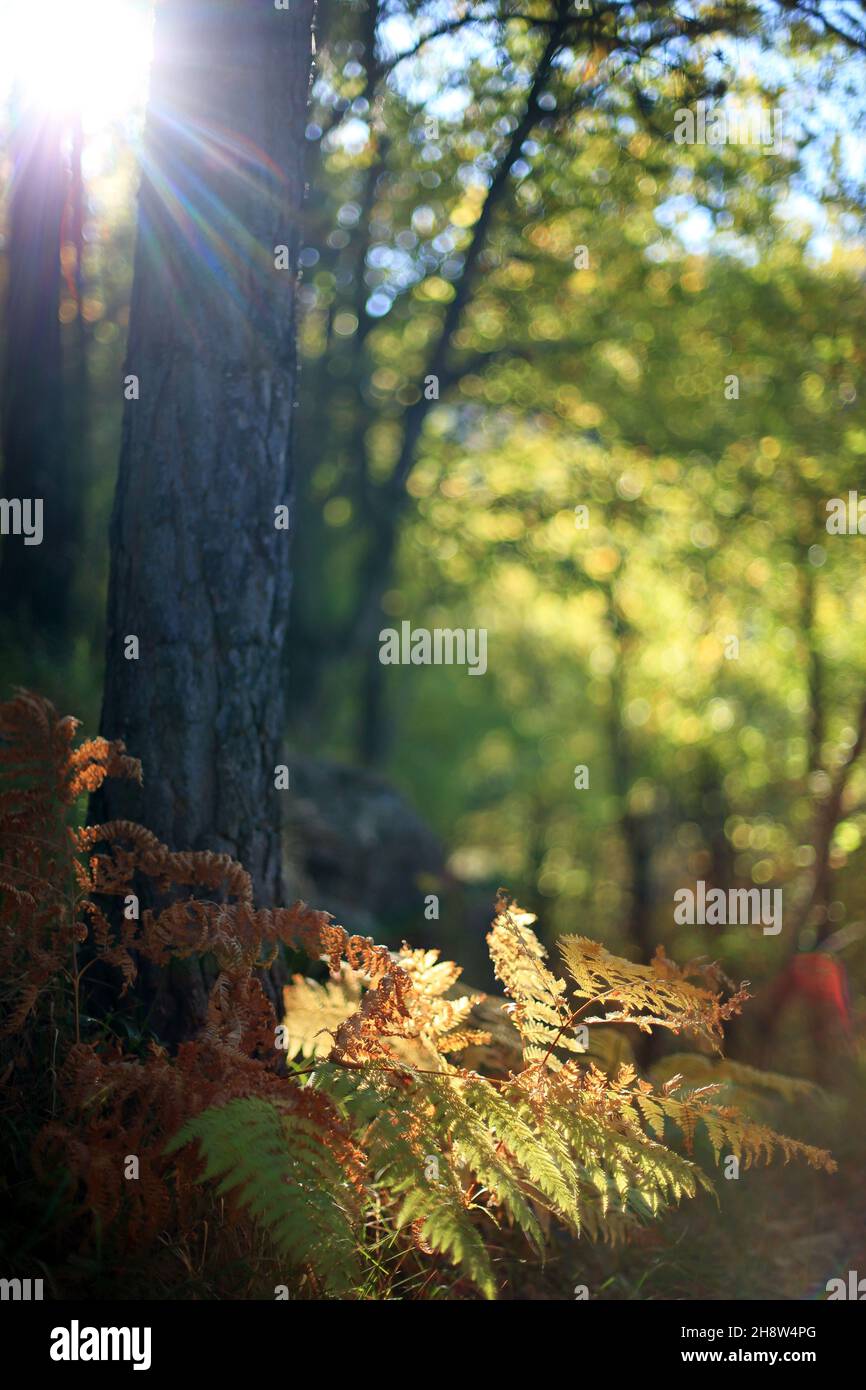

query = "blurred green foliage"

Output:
[[285, 2, 866, 1002]]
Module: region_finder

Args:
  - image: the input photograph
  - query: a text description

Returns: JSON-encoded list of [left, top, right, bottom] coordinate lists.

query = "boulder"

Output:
[[281, 755, 448, 942]]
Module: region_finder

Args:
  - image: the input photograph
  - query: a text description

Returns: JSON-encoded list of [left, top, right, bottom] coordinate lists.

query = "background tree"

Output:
[[0, 105, 73, 640]]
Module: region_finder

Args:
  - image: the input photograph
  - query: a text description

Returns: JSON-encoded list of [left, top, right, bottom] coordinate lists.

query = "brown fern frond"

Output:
[[66, 737, 142, 802], [79, 820, 254, 904]]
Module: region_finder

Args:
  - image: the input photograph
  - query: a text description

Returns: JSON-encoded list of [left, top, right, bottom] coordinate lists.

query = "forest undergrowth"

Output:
[[0, 691, 854, 1300]]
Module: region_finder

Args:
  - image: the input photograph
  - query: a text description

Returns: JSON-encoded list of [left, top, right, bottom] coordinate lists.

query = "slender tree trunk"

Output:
[[347, 6, 573, 764], [0, 110, 70, 640], [93, 0, 315, 1041], [603, 588, 659, 1066], [802, 562, 825, 781]]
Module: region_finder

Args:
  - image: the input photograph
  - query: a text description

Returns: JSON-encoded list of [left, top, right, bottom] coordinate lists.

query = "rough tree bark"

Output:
[[93, 0, 316, 1041]]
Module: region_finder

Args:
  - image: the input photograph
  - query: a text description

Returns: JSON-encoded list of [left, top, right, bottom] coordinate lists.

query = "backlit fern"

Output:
[[0, 692, 836, 1299]]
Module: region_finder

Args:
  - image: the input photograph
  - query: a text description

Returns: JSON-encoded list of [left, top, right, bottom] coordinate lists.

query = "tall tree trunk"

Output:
[[0, 110, 70, 640], [93, 0, 315, 1041]]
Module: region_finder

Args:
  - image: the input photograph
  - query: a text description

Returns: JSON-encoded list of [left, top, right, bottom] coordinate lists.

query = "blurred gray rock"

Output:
[[281, 755, 448, 942]]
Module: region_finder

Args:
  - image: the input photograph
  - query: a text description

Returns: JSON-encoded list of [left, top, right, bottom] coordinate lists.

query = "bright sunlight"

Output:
[[0, 0, 153, 126]]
